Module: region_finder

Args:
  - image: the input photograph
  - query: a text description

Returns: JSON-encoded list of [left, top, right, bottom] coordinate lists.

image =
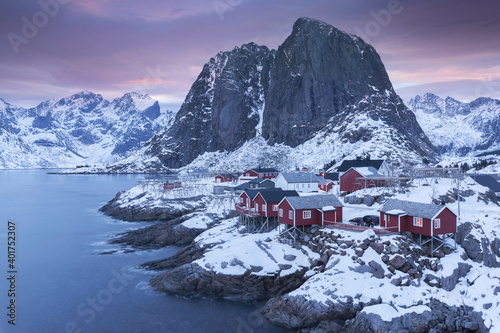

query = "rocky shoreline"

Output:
[[100, 183, 498, 332]]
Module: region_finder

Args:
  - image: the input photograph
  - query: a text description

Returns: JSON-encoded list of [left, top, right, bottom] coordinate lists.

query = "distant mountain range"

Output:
[[3, 18, 499, 172], [0, 91, 174, 169], [406, 93, 500, 157]]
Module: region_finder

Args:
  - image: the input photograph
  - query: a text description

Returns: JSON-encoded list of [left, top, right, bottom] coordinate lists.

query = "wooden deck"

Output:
[[323, 221, 395, 235], [235, 205, 261, 216]]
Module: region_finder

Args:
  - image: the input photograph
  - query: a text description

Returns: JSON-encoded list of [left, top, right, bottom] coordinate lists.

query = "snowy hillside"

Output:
[[407, 93, 500, 157], [0, 92, 174, 169]]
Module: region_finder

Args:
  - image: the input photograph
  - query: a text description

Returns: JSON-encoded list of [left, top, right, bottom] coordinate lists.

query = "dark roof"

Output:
[[249, 178, 274, 184], [249, 167, 279, 173], [258, 190, 299, 203], [337, 159, 385, 172], [235, 182, 251, 190], [323, 172, 339, 181], [379, 199, 453, 220], [473, 175, 500, 192], [279, 172, 320, 183], [285, 194, 343, 210], [216, 173, 237, 178], [244, 188, 282, 199]]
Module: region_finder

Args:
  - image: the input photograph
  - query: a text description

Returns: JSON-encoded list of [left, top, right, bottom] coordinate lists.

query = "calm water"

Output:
[[0, 170, 288, 333]]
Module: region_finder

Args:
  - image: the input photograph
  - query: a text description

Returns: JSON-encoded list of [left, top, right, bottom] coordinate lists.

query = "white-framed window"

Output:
[[413, 217, 423, 227], [272, 204, 278, 211], [384, 214, 387, 222], [279, 208, 283, 217], [289, 210, 293, 219], [255, 203, 259, 211], [262, 204, 267, 212], [303, 210, 311, 219], [434, 218, 441, 229], [239, 197, 243, 204], [246, 198, 250, 207]]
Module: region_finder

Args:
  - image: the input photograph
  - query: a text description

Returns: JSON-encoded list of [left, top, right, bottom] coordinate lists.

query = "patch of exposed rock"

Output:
[[150, 263, 310, 301], [339, 299, 488, 333], [141, 244, 208, 271], [457, 222, 500, 268]]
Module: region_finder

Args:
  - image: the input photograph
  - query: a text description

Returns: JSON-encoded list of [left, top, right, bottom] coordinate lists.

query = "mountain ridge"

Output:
[[0, 91, 175, 169]]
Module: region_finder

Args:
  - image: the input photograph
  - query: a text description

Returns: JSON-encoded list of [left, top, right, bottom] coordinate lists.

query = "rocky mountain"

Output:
[[0, 92, 174, 169], [407, 93, 500, 157], [136, 17, 437, 172]]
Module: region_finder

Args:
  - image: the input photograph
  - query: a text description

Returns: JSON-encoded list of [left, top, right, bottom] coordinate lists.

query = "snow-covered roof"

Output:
[[354, 166, 385, 178], [279, 172, 320, 183], [379, 199, 453, 220], [385, 209, 407, 216], [321, 205, 337, 211], [285, 194, 343, 210]]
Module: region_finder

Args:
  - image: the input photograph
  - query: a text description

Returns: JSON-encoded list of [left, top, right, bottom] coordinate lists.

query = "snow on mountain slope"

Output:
[[407, 93, 500, 157], [0, 92, 175, 169]]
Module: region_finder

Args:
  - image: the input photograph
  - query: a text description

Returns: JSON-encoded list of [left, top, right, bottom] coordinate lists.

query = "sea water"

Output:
[[0, 170, 288, 332]]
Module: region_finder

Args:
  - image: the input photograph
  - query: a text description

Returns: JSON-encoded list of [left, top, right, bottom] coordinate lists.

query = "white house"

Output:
[[274, 172, 320, 193]]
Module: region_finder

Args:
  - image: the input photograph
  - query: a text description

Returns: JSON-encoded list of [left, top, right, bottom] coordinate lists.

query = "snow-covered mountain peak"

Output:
[[0, 92, 175, 169], [407, 93, 500, 157]]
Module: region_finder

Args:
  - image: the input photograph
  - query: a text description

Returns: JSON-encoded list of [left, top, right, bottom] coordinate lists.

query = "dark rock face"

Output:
[[263, 18, 391, 147], [142, 17, 437, 169], [144, 43, 274, 168], [110, 217, 206, 249], [150, 263, 308, 301]]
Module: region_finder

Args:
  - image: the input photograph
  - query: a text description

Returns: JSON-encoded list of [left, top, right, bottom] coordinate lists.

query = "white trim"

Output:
[[303, 210, 311, 219], [288, 210, 293, 219], [434, 218, 441, 229]]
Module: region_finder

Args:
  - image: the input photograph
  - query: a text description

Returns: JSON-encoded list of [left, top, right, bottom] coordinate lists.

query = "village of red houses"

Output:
[[159, 157, 500, 256]]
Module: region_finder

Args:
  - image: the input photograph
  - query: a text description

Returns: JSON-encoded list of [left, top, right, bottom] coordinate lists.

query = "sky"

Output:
[[0, 0, 499, 111]]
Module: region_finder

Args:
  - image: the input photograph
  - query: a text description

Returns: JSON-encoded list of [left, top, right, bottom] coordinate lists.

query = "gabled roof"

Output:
[[379, 199, 454, 220], [248, 167, 279, 173], [473, 175, 500, 192], [318, 178, 333, 186], [284, 194, 343, 210], [216, 173, 237, 178], [278, 172, 320, 183], [337, 159, 385, 172], [352, 167, 385, 178], [249, 178, 274, 184], [323, 172, 339, 181], [235, 182, 251, 190], [244, 188, 283, 199], [257, 190, 299, 203]]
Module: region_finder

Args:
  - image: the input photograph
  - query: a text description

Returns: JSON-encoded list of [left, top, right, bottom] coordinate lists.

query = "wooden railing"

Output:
[[234, 205, 261, 216], [323, 221, 395, 235]]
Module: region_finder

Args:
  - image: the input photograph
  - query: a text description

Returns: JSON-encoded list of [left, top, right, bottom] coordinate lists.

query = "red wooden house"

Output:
[[164, 181, 181, 190], [239, 168, 280, 181], [235, 188, 279, 216], [318, 178, 334, 192], [378, 199, 457, 236], [214, 173, 237, 183], [340, 167, 386, 192], [253, 190, 299, 218], [277, 194, 343, 227]]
